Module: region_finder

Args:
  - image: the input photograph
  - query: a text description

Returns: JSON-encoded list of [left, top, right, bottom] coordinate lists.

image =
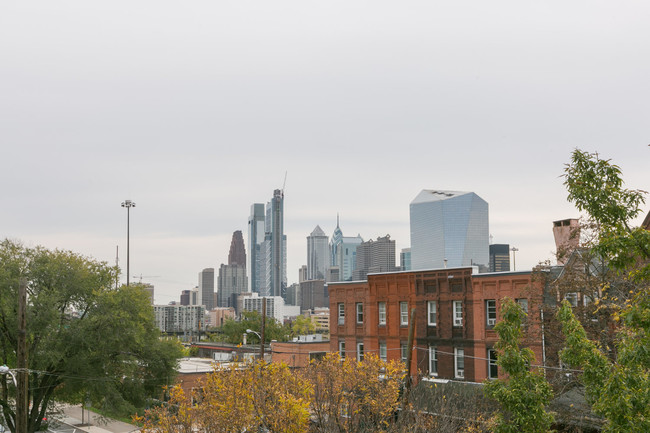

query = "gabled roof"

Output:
[[310, 225, 327, 237]]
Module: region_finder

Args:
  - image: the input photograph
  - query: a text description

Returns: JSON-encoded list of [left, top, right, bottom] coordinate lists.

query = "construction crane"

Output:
[[134, 274, 161, 283]]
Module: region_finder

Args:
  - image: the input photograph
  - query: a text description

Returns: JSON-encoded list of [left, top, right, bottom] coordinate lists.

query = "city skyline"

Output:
[[1, 2, 648, 304]]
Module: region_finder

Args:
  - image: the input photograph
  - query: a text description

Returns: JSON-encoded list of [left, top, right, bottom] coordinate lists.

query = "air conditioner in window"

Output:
[[487, 318, 496, 326], [456, 369, 464, 378]]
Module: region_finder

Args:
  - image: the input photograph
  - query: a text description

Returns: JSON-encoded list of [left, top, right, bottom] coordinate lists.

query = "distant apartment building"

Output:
[[553, 218, 580, 265], [307, 225, 330, 280], [154, 304, 205, 333], [298, 265, 308, 283], [217, 231, 248, 308], [198, 268, 215, 310], [240, 293, 300, 323], [328, 267, 543, 383], [352, 235, 398, 280], [141, 283, 154, 304], [489, 244, 511, 272], [330, 217, 363, 281], [305, 307, 330, 332], [204, 307, 236, 328], [285, 283, 300, 306], [410, 190, 489, 271]]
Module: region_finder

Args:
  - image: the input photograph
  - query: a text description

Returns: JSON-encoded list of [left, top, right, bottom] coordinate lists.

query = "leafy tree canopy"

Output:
[[557, 149, 650, 432], [484, 298, 554, 433], [0, 240, 182, 433], [218, 311, 289, 344]]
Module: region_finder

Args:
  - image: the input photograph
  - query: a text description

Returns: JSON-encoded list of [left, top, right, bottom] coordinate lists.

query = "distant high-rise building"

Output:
[[258, 189, 286, 297], [180, 289, 191, 306], [352, 235, 397, 280], [153, 304, 205, 333], [218, 231, 248, 308], [142, 283, 154, 304], [198, 268, 215, 310], [489, 244, 511, 272], [410, 190, 489, 270], [298, 265, 308, 283], [229, 230, 247, 267], [248, 203, 265, 294], [400, 248, 411, 271], [330, 217, 363, 281], [307, 225, 329, 280]]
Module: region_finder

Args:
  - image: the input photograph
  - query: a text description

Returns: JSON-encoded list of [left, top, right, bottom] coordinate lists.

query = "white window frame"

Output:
[[378, 302, 386, 326], [357, 342, 364, 362], [338, 303, 345, 325], [488, 348, 498, 379], [453, 301, 463, 327], [486, 299, 497, 327], [356, 302, 364, 324], [339, 340, 346, 359], [379, 341, 387, 361], [427, 301, 437, 327], [400, 302, 409, 326], [454, 347, 465, 379], [429, 346, 438, 376], [400, 343, 408, 362]]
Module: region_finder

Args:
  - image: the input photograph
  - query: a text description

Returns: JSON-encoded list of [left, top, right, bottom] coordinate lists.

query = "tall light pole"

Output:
[[121, 200, 135, 286], [511, 246, 519, 271]]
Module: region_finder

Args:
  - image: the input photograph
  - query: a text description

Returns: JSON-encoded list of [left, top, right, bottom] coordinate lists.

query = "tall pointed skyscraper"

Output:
[[307, 225, 329, 280], [218, 230, 248, 308], [329, 216, 363, 281]]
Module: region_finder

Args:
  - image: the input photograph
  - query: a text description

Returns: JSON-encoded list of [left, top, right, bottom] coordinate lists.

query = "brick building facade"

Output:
[[328, 267, 543, 383]]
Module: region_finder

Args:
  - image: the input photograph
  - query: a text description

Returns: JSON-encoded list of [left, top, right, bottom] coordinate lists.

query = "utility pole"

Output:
[[121, 200, 135, 286], [17, 279, 28, 433], [260, 298, 266, 361]]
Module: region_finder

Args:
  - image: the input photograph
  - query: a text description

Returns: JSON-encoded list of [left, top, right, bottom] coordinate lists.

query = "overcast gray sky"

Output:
[[1, 1, 648, 304]]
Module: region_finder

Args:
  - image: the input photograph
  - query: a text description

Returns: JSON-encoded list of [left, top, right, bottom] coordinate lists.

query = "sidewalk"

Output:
[[54, 405, 139, 433]]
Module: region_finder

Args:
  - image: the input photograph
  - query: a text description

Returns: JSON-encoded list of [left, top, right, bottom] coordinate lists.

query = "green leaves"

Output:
[[485, 298, 554, 433], [0, 240, 181, 433]]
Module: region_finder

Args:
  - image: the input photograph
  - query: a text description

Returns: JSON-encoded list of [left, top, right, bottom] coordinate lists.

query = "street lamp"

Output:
[[0, 365, 17, 387], [511, 247, 519, 271], [121, 200, 135, 286], [246, 329, 264, 360]]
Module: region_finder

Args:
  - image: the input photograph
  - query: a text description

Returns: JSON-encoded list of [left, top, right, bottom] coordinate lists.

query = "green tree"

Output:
[[484, 298, 554, 433], [219, 311, 289, 344], [0, 240, 182, 433], [289, 314, 316, 338], [555, 149, 650, 432]]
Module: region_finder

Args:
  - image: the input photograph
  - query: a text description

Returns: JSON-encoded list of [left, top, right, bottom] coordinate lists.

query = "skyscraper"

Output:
[[307, 225, 329, 280], [489, 244, 511, 272], [218, 231, 248, 308], [410, 190, 489, 271], [198, 268, 215, 310], [330, 216, 363, 281], [252, 189, 287, 297], [248, 203, 265, 293], [352, 235, 397, 280]]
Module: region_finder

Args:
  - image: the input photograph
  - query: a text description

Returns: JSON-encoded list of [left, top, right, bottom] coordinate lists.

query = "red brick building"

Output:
[[328, 267, 543, 383]]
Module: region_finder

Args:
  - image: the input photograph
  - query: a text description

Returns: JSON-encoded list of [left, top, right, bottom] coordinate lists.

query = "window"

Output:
[[400, 302, 409, 326], [429, 346, 438, 376], [454, 348, 465, 379], [379, 341, 387, 361], [486, 300, 497, 327], [565, 292, 578, 307], [427, 301, 437, 326], [401, 343, 408, 362], [378, 302, 386, 325], [488, 349, 498, 379], [356, 303, 364, 324], [453, 301, 463, 327], [339, 341, 346, 359], [338, 303, 345, 325], [516, 298, 529, 313], [357, 342, 364, 362]]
